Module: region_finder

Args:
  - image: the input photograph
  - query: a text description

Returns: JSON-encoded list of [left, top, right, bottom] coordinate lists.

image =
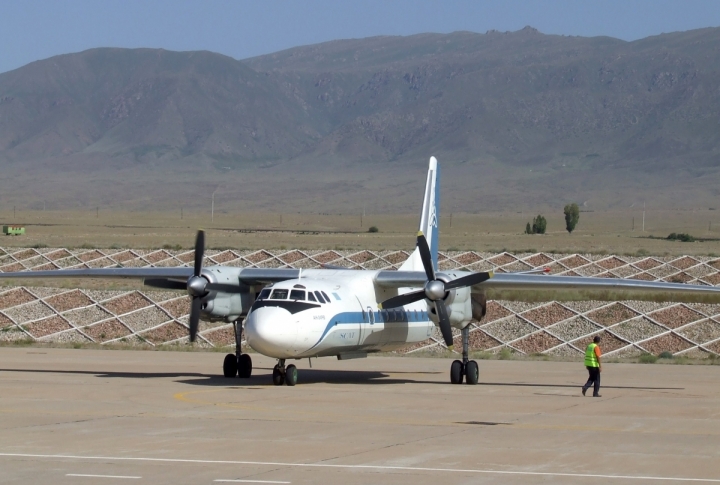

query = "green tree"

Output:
[[564, 203, 580, 233], [532, 215, 547, 234], [525, 222, 532, 234]]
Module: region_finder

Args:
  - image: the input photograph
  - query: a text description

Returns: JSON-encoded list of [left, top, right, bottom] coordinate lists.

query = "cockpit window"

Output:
[[307, 292, 317, 302], [258, 289, 271, 300], [289, 289, 305, 301], [321, 291, 332, 302], [270, 289, 288, 300], [314, 291, 326, 303]]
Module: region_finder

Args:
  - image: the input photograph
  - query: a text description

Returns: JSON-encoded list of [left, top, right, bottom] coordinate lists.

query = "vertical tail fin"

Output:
[[400, 157, 440, 272]]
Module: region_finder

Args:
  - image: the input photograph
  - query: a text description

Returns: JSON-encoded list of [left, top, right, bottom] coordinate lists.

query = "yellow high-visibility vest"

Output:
[[585, 343, 599, 367]]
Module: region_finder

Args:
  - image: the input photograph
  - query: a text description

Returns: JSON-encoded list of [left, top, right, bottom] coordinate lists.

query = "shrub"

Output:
[[524, 215, 547, 234], [667, 233, 696, 242], [533, 215, 547, 234], [368, 226, 379, 233], [639, 353, 658, 364], [658, 351, 673, 359], [564, 203, 580, 233]]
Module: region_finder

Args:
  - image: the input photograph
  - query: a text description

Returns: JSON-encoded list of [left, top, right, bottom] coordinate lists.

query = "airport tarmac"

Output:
[[0, 348, 719, 485]]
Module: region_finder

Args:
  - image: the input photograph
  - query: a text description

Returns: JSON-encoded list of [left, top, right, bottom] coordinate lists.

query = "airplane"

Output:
[[2, 157, 720, 386]]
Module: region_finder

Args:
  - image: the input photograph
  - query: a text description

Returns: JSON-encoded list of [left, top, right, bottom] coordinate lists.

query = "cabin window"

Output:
[[314, 291, 325, 303], [270, 289, 289, 300], [330, 292, 340, 301], [307, 292, 317, 302], [258, 289, 271, 300], [289, 289, 305, 301]]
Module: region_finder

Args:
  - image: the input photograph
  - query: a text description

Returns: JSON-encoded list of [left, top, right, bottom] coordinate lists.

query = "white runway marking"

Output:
[[214, 480, 290, 484], [2, 453, 718, 483], [66, 474, 141, 479]]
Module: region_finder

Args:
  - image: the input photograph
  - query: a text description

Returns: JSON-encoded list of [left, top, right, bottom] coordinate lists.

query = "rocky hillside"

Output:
[[1, 27, 719, 212]]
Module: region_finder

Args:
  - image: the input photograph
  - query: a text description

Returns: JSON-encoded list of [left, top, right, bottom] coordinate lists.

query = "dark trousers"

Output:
[[583, 366, 600, 396]]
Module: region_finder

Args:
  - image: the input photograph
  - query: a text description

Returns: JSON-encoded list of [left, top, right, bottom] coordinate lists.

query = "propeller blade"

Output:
[[416, 232, 435, 282], [379, 289, 426, 309], [434, 300, 454, 348], [189, 297, 201, 342], [444, 271, 494, 290], [144, 278, 187, 291], [193, 230, 205, 277]]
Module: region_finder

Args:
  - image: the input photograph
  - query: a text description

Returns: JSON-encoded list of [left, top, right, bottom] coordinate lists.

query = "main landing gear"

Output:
[[272, 359, 298, 386], [223, 320, 253, 378], [450, 326, 479, 385]]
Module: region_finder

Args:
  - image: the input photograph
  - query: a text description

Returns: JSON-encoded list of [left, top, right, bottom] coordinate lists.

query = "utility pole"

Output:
[[181, 207, 183, 220], [632, 217, 635, 231], [211, 188, 219, 223], [642, 202, 646, 232]]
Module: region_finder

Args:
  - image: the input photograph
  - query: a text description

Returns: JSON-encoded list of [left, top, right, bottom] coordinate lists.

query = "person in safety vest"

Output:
[[582, 335, 602, 397]]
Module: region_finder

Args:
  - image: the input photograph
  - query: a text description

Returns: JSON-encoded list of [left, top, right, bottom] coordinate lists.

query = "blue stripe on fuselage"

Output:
[[308, 309, 429, 350]]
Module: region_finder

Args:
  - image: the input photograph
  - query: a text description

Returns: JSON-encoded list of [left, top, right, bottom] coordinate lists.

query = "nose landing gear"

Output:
[[223, 320, 253, 378], [449, 326, 479, 385], [272, 359, 298, 386]]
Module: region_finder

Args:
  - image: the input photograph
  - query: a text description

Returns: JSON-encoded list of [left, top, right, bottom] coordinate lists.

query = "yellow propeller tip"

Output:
[[489, 271, 494, 278], [447, 345, 454, 351], [377, 303, 383, 309], [417, 231, 424, 237]]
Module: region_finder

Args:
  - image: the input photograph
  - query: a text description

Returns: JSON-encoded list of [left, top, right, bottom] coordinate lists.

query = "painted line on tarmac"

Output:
[[214, 480, 290, 484], [66, 474, 141, 479], [2, 453, 719, 483]]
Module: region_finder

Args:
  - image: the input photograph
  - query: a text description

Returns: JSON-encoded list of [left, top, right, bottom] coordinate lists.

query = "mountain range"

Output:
[[1, 26, 719, 213]]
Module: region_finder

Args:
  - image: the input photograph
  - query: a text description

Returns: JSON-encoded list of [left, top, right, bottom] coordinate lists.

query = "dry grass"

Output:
[[0, 208, 718, 256]]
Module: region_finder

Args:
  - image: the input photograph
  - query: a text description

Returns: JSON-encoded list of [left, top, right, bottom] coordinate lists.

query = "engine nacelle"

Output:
[[427, 273, 473, 328], [199, 266, 256, 322]]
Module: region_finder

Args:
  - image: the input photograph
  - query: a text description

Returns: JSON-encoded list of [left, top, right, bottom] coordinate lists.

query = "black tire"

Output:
[[465, 360, 479, 385], [285, 364, 298, 386], [272, 366, 284, 386], [223, 354, 238, 378], [450, 359, 463, 384], [238, 354, 252, 378]]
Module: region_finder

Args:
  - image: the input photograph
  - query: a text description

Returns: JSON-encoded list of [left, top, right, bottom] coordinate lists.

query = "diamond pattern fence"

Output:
[[1, 247, 720, 358]]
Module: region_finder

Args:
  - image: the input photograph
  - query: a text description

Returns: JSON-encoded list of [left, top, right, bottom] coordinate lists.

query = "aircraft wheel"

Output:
[[465, 360, 479, 385], [223, 354, 238, 378], [450, 359, 463, 384], [285, 364, 298, 386], [272, 365, 285, 386], [238, 354, 252, 378]]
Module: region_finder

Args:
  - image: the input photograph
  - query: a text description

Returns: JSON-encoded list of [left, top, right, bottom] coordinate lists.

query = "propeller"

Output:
[[186, 230, 207, 342], [379, 232, 493, 348]]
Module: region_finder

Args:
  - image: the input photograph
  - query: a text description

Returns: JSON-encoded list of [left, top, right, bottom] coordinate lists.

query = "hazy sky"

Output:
[[2, 0, 720, 74]]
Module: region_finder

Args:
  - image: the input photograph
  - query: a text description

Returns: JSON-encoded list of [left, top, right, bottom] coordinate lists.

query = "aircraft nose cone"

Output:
[[245, 306, 298, 357]]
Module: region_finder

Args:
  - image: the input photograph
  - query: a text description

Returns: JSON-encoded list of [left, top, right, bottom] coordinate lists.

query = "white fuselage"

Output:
[[244, 270, 434, 359]]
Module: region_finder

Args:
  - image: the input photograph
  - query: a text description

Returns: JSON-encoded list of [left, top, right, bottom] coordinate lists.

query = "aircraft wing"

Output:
[[478, 273, 720, 297], [0, 267, 301, 288], [374, 270, 720, 301]]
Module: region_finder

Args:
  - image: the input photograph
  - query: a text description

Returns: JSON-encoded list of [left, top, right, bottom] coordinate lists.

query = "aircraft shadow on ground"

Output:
[[0, 367, 445, 386], [479, 381, 684, 391], [0, 368, 684, 390]]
